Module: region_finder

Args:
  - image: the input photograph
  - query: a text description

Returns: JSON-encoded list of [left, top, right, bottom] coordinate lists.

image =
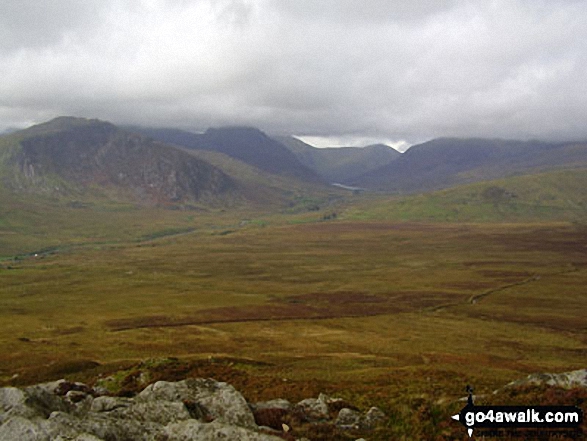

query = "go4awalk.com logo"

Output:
[[451, 386, 583, 438]]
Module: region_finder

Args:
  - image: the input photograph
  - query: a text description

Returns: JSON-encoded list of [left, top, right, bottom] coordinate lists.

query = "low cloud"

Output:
[[1, 0, 586, 145]]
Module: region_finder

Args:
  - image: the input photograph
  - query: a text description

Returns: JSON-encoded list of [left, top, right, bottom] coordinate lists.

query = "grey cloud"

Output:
[[1, 0, 586, 145], [0, 0, 109, 51], [272, 0, 461, 24]]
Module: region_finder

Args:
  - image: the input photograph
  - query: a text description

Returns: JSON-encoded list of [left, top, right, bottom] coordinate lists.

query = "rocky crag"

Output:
[[0, 377, 385, 440]]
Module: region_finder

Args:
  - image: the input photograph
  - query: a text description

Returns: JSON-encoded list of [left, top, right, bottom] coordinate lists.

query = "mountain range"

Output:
[[351, 137, 587, 193], [131, 126, 320, 183], [2, 116, 587, 209], [274, 136, 401, 184]]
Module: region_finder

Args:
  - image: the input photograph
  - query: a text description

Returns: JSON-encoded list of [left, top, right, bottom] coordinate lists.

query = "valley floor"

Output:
[[1, 213, 586, 439]]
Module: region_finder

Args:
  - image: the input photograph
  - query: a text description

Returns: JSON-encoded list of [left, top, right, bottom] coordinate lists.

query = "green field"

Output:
[[1, 169, 587, 439]]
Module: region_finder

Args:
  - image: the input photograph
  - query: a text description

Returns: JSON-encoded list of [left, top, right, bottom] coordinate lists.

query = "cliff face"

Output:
[[2, 117, 238, 206]]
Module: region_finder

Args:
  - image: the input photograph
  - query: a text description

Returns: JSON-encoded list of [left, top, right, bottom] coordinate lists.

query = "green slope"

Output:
[[184, 148, 342, 209], [344, 167, 587, 222]]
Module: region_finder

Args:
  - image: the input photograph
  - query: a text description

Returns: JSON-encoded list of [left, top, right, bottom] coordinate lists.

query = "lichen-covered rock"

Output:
[[335, 407, 362, 429], [0, 416, 50, 441], [0, 377, 387, 440], [296, 394, 330, 422], [0, 383, 68, 424], [361, 406, 386, 430], [54, 434, 103, 441], [164, 419, 283, 440], [0, 378, 269, 440], [251, 398, 292, 411], [504, 368, 587, 390], [41, 411, 162, 441], [138, 378, 256, 428]]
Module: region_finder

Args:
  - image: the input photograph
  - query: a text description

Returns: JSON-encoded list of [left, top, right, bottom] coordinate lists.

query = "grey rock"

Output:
[[0, 377, 276, 440], [42, 411, 162, 441], [90, 396, 131, 413], [139, 378, 256, 428], [0, 387, 35, 423], [54, 435, 104, 441], [361, 406, 386, 430], [23, 383, 69, 417], [0, 416, 50, 441], [335, 408, 361, 429], [296, 392, 344, 422], [104, 400, 191, 425], [0, 384, 67, 424], [505, 368, 587, 390], [1, 378, 388, 440], [164, 419, 283, 440], [251, 398, 292, 411], [65, 390, 89, 404], [33, 380, 68, 396]]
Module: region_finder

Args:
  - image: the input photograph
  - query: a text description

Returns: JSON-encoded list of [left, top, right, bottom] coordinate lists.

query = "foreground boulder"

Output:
[[0, 378, 282, 441], [251, 393, 386, 436]]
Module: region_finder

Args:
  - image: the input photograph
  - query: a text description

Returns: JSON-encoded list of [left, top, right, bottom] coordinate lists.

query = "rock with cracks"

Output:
[[0, 378, 282, 441]]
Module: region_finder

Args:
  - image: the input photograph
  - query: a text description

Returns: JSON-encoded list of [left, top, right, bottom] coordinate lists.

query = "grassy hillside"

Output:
[[184, 148, 343, 209], [344, 167, 587, 222], [354, 137, 587, 192]]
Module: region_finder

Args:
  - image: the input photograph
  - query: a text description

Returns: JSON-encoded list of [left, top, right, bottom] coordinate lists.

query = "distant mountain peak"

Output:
[[27, 116, 112, 131], [2, 118, 238, 206], [136, 126, 321, 182]]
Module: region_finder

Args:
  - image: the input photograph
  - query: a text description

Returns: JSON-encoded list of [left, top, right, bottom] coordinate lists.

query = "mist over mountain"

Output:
[[276, 136, 400, 184], [353, 137, 587, 192], [4, 117, 587, 206]]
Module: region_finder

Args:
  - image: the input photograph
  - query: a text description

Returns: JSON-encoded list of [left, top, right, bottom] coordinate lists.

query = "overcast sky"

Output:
[[1, 0, 586, 148]]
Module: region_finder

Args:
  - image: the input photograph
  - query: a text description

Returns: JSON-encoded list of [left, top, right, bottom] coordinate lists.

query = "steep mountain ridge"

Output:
[[133, 126, 321, 182], [0, 117, 238, 206]]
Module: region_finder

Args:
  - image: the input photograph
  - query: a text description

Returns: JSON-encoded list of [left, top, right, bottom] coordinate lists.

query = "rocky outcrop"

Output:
[[0, 378, 281, 441], [251, 393, 386, 435], [0, 378, 386, 441], [502, 368, 587, 390]]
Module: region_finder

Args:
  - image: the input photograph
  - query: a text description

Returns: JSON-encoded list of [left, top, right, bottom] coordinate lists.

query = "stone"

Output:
[[41, 410, 162, 441], [66, 390, 89, 404], [0, 384, 67, 423], [164, 419, 283, 440], [494, 368, 587, 396], [0, 416, 50, 441], [54, 435, 104, 441], [90, 396, 131, 413], [335, 407, 361, 429], [361, 406, 386, 430], [251, 398, 292, 411], [0, 377, 389, 440], [138, 378, 256, 428], [296, 395, 330, 422]]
